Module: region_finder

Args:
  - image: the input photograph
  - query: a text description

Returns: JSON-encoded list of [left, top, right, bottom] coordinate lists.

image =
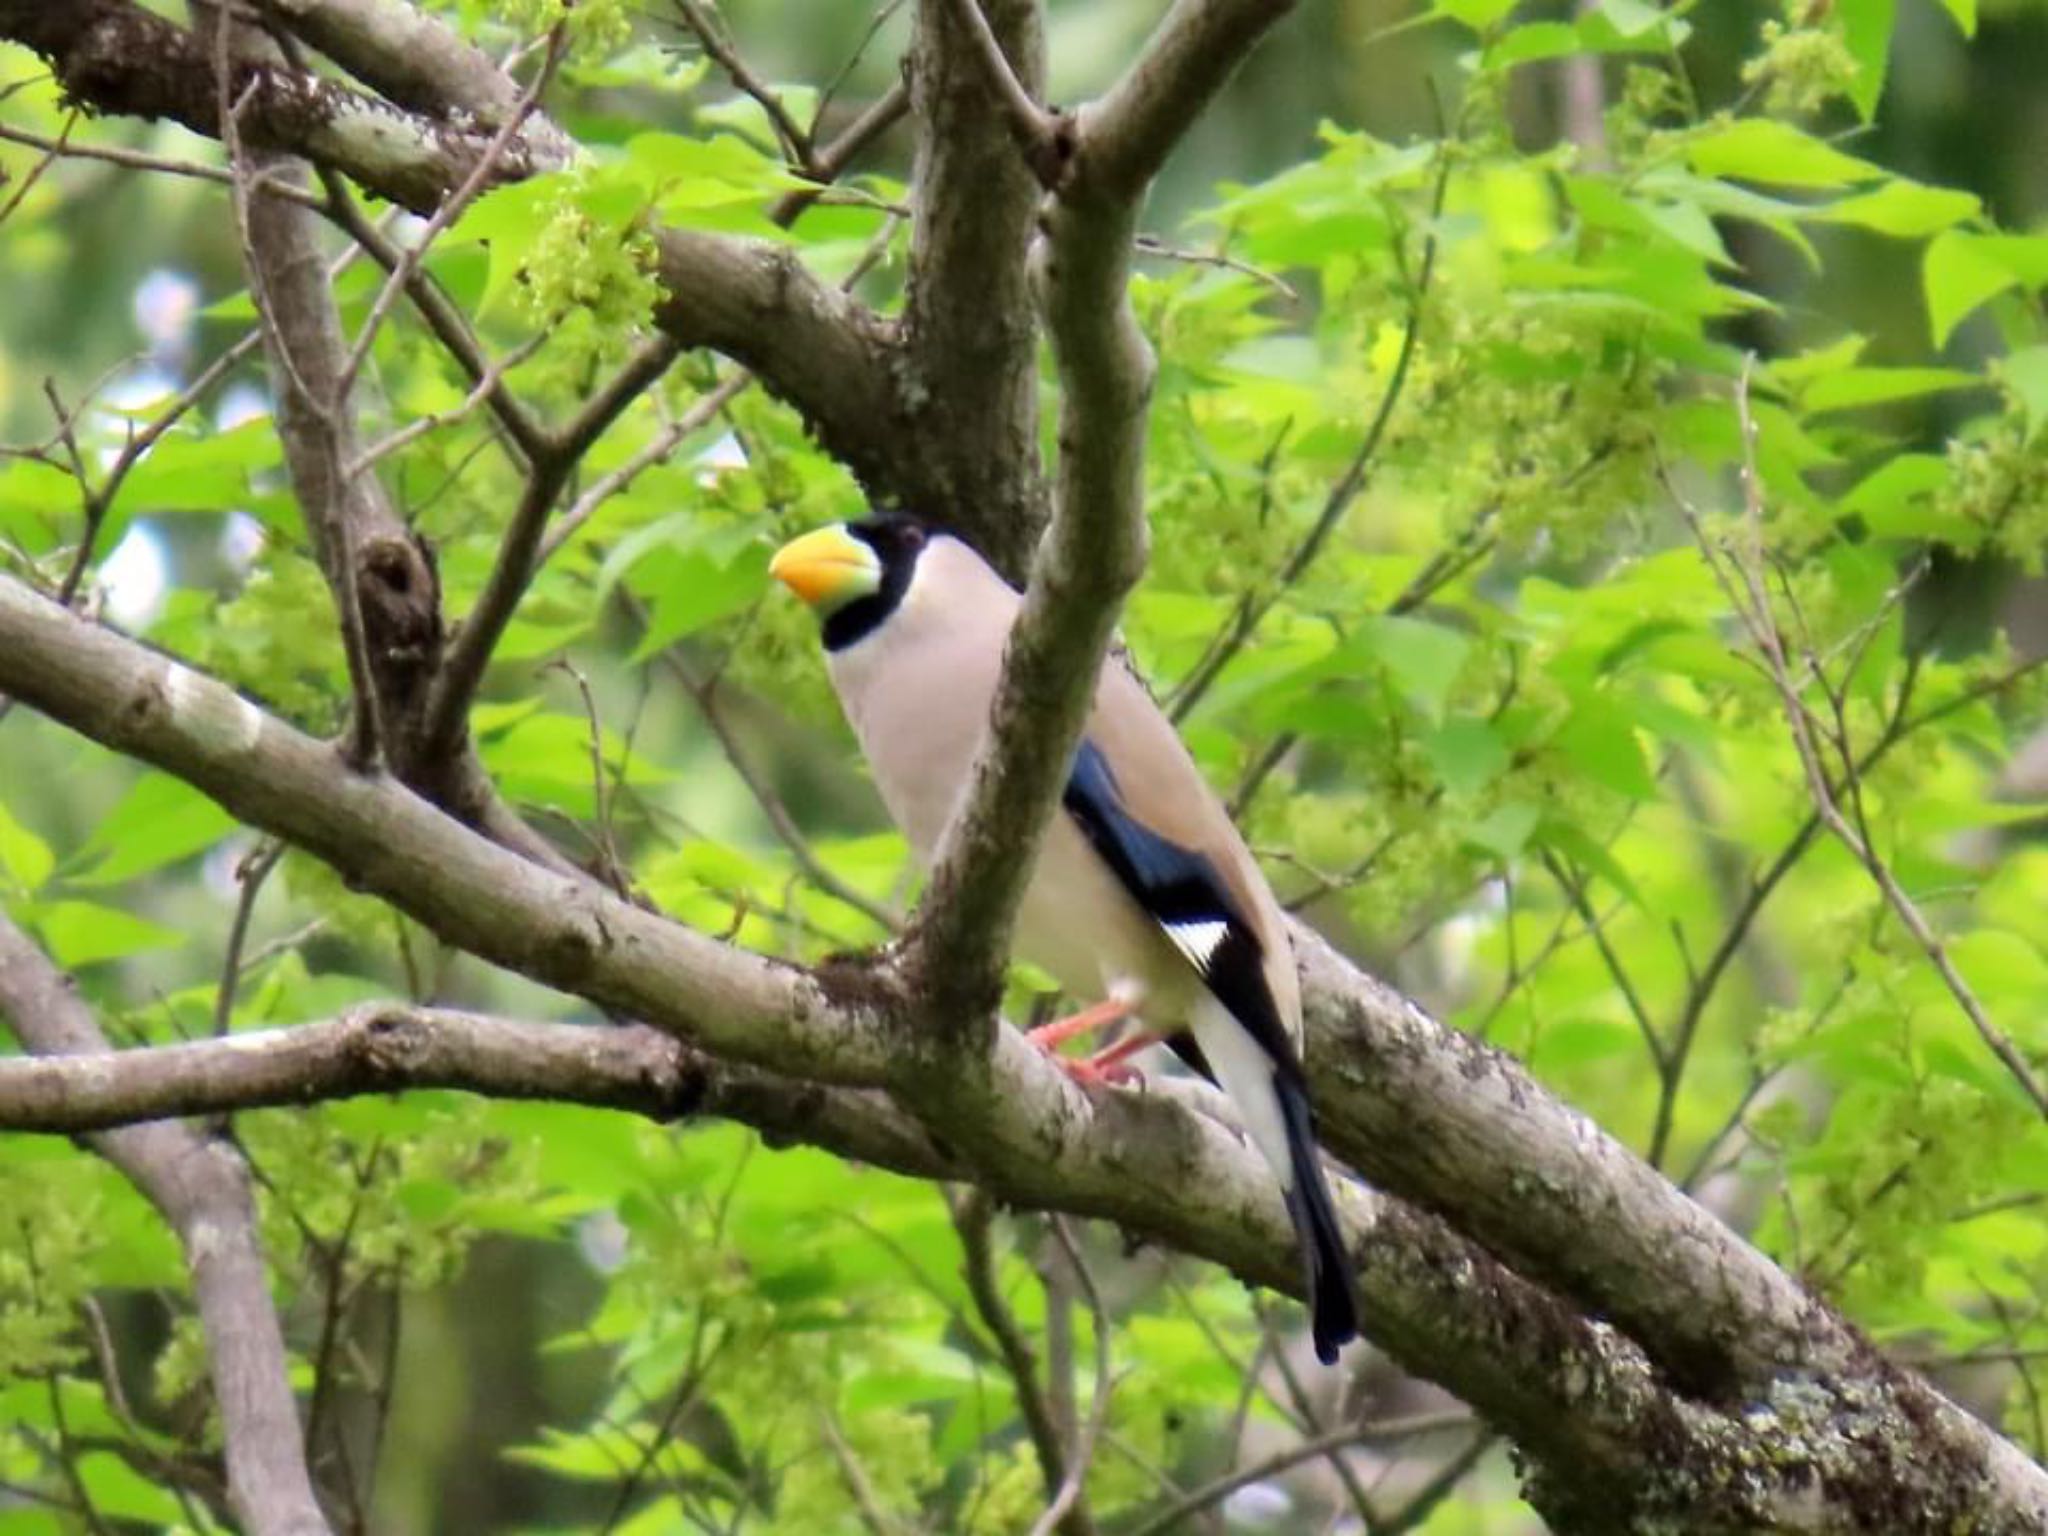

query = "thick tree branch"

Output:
[[0, 917, 330, 1536], [251, 0, 576, 164], [1080, 0, 1297, 199], [1, 576, 2045, 1527], [0, 0, 541, 213], [901, 0, 1050, 575]]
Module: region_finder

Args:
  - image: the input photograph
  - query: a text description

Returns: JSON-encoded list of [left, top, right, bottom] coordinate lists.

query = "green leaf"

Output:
[[1685, 119, 1882, 190], [446, 174, 566, 316], [1465, 801, 1540, 858], [1837, 0, 1895, 121], [626, 548, 767, 660], [72, 772, 238, 886], [1553, 695, 1655, 799], [31, 900, 185, 967], [75, 1452, 186, 1525], [1925, 229, 2021, 348], [1937, 0, 1977, 35], [1819, 180, 1979, 238], [1596, 0, 1663, 37], [1840, 454, 1950, 532], [1801, 366, 1983, 413], [1352, 615, 1471, 721], [2000, 346, 2048, 443], [0, 801, 53, 894], [1438, 0, 1518, 30], [1424, 718, 1511, 795], [1537, 819, 1646, 907]]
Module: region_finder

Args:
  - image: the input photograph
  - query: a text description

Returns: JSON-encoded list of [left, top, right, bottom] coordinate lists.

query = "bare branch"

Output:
[[0, 915, 330, 1536], [0, 1004, 941, 1168], [769, 79, 911, 226], [0, 0, 544, 213], [900, 0, 1050, 574], [677, 0, 815, 169]]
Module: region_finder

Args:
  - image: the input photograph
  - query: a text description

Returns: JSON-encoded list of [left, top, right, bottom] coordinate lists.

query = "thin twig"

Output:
[[676, 0, 814, 169], [335, 24, 568, 403], [215, 839, 286, 1037], [820, 1411, 906, 1536], [1698, 358, 2048, 1120], [950, 1190, 1094, 1536], [653, 643, 897, 929], [1170, 149, 1452, 723], [0, 105, 73, 227], [1122, 1411, 1476, 1536], [770, 79, 910, 225], [0, 120, 326, 205], [1027, 1219, 1113, 1536], [344, 333, 547, 480], [537, 373, 753, 568], [543, 658, 629, 896]]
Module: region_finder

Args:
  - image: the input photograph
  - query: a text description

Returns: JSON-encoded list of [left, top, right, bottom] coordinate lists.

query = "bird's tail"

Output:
[[1275, 1070, 1361, 1365]]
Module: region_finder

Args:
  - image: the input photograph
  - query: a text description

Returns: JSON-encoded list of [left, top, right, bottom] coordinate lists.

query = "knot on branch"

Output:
[[357, 531, 442, 701], [1025, 108, 1079, 192]]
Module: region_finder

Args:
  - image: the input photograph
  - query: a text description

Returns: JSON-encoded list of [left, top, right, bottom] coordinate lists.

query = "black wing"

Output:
[[1061, 738, 1298, 1076]]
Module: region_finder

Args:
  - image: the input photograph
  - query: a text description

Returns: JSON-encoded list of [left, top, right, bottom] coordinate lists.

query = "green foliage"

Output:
[[5, 0, 2048, 1527]]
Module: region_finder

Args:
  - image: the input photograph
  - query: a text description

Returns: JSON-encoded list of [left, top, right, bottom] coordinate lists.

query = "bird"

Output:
[[770, 513, 1361, 1364]]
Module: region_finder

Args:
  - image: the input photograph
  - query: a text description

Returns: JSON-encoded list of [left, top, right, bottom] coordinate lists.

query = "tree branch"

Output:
[[0, 0, 544, 213], [0, 916, 330, 1536], [1077, 0, 1296, 199], [0, 1004, 944, 1172], [251, 0, 576, 164], [908, 0, 1289, 1033], [900, 0, 1050, 575], [1, 575, 2045, 1528]]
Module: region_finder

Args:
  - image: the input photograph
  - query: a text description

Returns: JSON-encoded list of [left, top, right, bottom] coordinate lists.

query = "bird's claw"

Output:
[[1045, 1051, 1144, 1090]]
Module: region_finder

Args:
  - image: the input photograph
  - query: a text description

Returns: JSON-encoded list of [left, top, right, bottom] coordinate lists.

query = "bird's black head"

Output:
[[768, 513, 937, 652]]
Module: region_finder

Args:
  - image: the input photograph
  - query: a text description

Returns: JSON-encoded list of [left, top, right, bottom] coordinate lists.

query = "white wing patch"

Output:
[[1164, 918, 1230, 972]]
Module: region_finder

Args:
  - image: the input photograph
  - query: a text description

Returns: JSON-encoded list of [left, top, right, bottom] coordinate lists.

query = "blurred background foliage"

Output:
[[5, 0, 2048, 1530]]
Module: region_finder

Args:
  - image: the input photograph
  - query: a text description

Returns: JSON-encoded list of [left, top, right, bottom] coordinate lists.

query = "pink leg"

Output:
[[1026, 996, 1136, 1051], [1066, 1029, 1165, 1087]]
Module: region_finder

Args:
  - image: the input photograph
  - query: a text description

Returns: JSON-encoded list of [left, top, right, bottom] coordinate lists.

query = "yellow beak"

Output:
[[768, 525, 881, 610]]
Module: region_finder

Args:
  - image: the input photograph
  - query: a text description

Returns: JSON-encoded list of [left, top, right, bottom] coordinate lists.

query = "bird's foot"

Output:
[[1026, 996, 1137, 1051], [1055, 1055, 1143, 1089], [1038, 1029, 1162, 1090]]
